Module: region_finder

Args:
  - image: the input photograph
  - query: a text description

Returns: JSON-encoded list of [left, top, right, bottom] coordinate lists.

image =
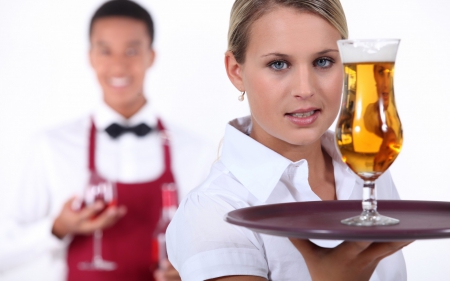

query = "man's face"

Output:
[[89, 17, 154, 114], [373, 63, 393, 110]]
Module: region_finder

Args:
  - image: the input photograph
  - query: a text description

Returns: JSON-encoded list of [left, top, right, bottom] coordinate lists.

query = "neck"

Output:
[[249, 122, 336, 200], [104, 96, 147, 119], [249, 126, 324, 164]]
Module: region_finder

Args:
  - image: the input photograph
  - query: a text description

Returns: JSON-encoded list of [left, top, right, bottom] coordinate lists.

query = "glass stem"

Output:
[[93, 229, 103, 263], [362, 181, 377, 215]]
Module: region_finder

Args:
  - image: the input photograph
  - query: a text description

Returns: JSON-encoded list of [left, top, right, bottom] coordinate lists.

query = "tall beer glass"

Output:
[[336, 39, 402, 226]]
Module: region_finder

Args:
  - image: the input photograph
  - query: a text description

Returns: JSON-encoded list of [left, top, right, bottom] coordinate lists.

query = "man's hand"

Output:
[[52, 196, 127, 239], [290, 238, 412, 281], [154, 259, 181, 281]]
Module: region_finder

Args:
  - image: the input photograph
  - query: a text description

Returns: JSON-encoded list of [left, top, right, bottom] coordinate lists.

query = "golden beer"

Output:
[[336, 39, 402, 226], [336, 62, 403, 181]]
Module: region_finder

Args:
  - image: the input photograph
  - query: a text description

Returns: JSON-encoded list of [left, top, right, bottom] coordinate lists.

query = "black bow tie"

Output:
[[105, 123, 153, 139]]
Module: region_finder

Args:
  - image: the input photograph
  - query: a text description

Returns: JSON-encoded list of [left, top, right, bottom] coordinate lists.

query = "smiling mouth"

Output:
[[109, 77, 130, 88], [287, 110, 317, 118]]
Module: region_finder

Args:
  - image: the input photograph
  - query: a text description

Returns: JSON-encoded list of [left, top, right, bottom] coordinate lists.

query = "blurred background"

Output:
[[0, 0, 449, 280]]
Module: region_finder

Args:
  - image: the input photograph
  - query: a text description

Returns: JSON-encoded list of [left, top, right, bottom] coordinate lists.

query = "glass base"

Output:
[[341, 210, 399, 226], [78, 259, 116, 271]]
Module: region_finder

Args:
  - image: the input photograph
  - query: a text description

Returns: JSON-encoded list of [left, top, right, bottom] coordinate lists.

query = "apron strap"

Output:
[[89, 119, 96, 173], [156, 119, 173, 174]]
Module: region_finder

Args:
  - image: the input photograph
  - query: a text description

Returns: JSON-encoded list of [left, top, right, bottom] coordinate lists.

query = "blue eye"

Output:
[[270, 60, 288, 70], [314, 58, 333, 68]]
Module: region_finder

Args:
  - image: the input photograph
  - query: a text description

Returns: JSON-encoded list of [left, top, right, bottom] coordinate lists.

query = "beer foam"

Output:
[[338, 39, 400, 63]]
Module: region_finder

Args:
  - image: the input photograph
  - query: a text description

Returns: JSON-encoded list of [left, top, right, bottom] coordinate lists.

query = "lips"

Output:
[[285, 108, 320, 126], [288, 110, 316, 118], [109, 77, 130, 88]]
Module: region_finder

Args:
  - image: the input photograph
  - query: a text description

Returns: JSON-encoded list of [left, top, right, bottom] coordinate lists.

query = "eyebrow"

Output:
[[127, 40, 143, 46], [94, 40, 143, 47], [261, 49, 339, 58], [261, 52, 289, 58], [95, 41, 108, 47], [316, 49, 339, 55]]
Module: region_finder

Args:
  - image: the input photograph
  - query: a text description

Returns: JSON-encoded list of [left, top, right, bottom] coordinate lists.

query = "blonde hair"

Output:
[[228, 0, 348, 63]]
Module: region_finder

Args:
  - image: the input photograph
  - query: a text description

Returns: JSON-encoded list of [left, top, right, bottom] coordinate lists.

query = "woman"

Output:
[[166, 0, 411, 280]]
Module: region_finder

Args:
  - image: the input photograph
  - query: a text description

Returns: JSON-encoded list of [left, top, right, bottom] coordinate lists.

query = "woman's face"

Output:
[[227, 7, 343, 154]]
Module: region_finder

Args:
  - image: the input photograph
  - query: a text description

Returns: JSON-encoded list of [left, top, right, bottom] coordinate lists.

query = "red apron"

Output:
[[67, 120, 175, 281]]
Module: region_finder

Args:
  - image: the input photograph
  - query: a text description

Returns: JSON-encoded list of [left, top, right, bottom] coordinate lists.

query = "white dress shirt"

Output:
[[166, 116, 406, 281], [0, 101, 216, 280]]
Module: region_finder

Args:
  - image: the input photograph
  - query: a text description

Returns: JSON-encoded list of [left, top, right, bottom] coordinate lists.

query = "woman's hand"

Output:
[[289, 238, 412, 281]]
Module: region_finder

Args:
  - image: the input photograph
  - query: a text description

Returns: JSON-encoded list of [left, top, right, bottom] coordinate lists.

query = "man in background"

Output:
[[0, 1, 214, 280]]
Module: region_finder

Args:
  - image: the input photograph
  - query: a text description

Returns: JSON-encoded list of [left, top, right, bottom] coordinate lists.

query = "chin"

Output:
[[283, 129, 325, 147]]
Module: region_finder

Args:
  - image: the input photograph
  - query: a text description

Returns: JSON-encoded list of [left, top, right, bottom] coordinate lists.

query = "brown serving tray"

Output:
[[225, 200, 450, 241]]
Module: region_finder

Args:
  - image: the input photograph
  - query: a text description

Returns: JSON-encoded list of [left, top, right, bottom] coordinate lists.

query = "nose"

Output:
[[291, 65, 314, 100], [110, 54, 129, 72]]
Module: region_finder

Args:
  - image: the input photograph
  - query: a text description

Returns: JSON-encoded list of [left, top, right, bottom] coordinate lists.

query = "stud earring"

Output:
[[238, 91, 245, 101]]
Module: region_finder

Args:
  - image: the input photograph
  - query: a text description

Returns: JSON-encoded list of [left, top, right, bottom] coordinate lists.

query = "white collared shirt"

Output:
[[0, 101, 216, 280], [166, 116, 406, 281]]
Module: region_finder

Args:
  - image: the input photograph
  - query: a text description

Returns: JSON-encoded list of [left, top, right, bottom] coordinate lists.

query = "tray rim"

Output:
[[225, 200, 450, 241]]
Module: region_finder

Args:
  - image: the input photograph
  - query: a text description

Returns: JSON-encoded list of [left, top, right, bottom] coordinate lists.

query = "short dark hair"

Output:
[[89, 0, 154, 44]]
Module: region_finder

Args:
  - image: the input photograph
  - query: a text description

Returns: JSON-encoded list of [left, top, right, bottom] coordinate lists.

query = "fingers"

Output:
[[360, 240, 413, 262], [77, 201, 105, 220], [78, 205, 127, 234], [336, 241, 373, 257], [95, 205, 127, 229]]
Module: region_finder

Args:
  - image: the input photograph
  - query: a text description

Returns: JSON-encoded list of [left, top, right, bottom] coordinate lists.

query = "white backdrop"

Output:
[[0, 0, 449, 280]]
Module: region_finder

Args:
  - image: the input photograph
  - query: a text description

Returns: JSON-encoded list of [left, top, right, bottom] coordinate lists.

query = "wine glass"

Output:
[[335, 39, 403, 226], [151, 183, 178, 267], [78, 173, 117, 270]]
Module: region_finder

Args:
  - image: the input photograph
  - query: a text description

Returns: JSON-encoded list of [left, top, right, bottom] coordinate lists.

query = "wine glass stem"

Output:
[[362, 181, 377, 214], [93, 229, 103, 263]]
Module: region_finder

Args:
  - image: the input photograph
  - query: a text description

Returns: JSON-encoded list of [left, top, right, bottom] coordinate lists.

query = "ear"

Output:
[[89, 46, 95, 68], [225, 51, 245, 92], [146, 48, 156, 69]]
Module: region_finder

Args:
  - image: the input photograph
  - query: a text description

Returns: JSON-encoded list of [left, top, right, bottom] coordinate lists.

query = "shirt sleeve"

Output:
[[166, 187, 269, 281], [0, 134, 66, 271]]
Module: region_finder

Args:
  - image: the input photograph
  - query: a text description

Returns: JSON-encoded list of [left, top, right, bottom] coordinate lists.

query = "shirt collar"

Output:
[[221, 116, 358, 203], [320, 130, 360, 199], [93, 100, 158, 131], [221, 116, 293, 203]]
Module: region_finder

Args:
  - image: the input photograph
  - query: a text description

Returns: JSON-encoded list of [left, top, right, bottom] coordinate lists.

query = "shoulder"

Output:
[[178, 161, 249, 212], [30, 115, 90, 158], [169, 159, 258, 239], [166, 161, 268, 280], [43, 115, 90, 143]]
